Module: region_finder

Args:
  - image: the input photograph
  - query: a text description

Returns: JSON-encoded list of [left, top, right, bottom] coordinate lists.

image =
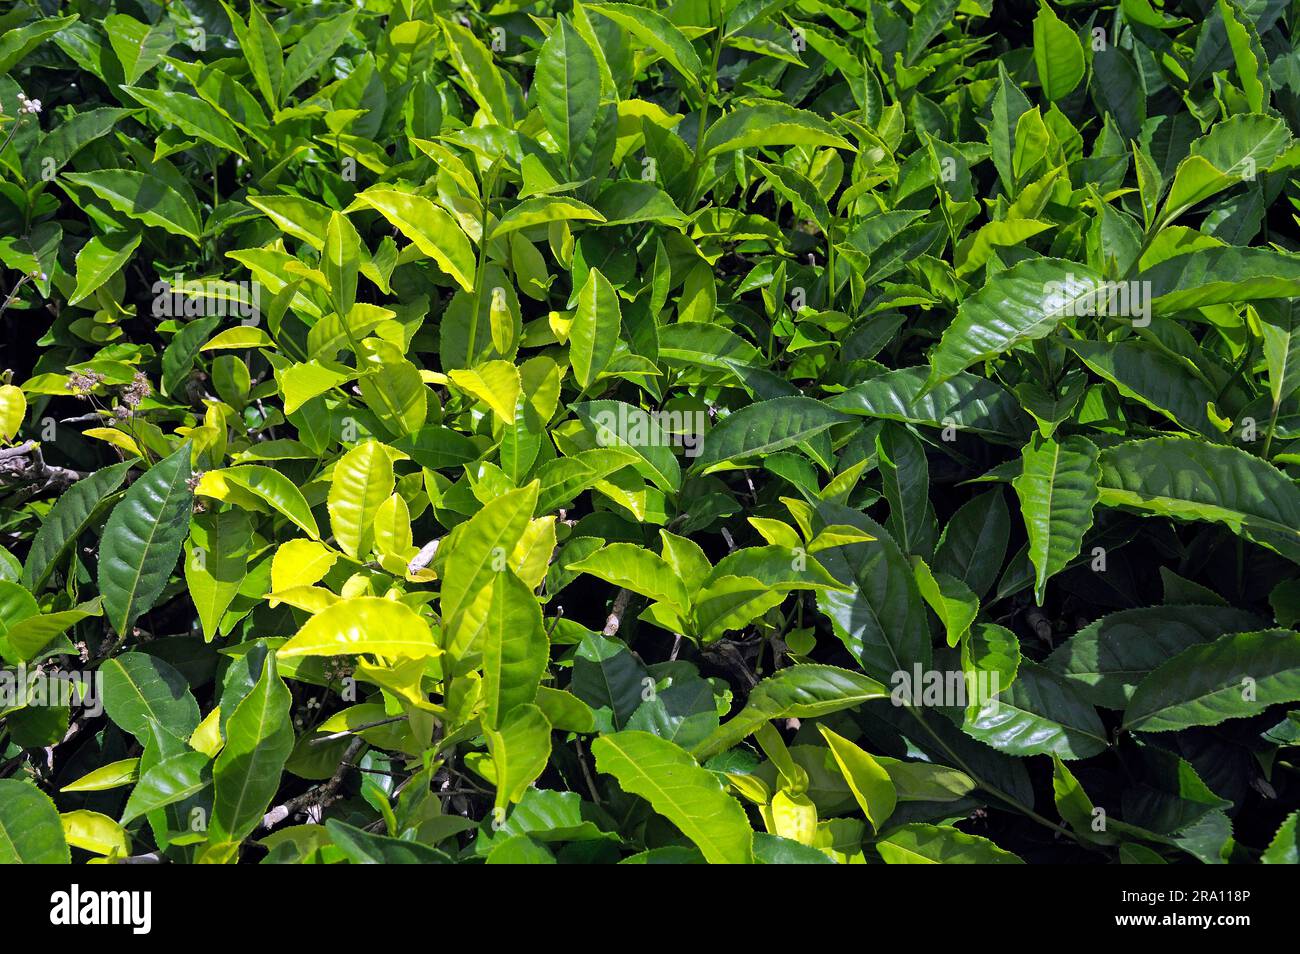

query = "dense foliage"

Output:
[[2, 0, 1300, 866]]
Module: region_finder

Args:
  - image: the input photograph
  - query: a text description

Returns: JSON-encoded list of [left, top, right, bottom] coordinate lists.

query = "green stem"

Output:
[[1263, 396, 1281, 458], [0, 274, 30, 320], [0, 112, 26, 169], [903, 705, 1083, 843], [687, 4, 725, 208], [825, 229, 837, 310], [466, 159, 503, 366], [1126, 213, 1167, 282]]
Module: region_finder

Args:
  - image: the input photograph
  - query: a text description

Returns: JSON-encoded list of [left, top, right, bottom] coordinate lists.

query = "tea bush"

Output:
[[1, 0, 1299, 865]]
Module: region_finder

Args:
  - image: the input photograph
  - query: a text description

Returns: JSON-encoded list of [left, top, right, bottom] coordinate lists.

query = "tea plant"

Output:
[[1, 0, 1299, 865]]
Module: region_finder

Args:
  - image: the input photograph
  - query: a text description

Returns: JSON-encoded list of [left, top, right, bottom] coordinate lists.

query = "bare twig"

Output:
[[309, 715, 404, 744], [262, 736, 365, 830], [91, 625, 131, 665], [0, 441, 88, 493], [574, 738, 602, 806], [0, 443, 33, 462], [602, 589, 632, 636], [0, 273, 30, 319], [545, 605, 565, 638], [703, 638, 759, 688]]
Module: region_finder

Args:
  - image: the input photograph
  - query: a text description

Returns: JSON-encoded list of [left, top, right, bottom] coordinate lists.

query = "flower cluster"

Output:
[[119, 371, 152, 410], [66, 369, 105, 397]]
